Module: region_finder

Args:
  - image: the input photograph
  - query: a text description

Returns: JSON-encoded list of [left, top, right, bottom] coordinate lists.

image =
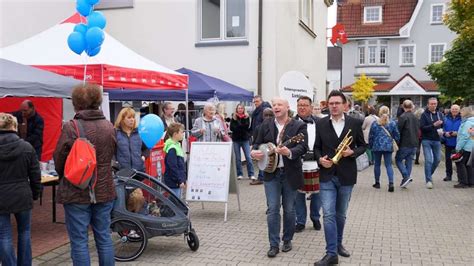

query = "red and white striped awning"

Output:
[[0, 13, 187, 90]]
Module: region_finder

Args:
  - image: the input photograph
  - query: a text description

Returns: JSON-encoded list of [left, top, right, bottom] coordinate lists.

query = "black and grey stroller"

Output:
[[111, 169, 199, 262]]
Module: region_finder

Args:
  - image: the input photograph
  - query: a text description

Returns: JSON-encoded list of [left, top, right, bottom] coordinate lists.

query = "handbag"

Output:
[[380, 125, 399, 152], [356, 152, 370, 172]]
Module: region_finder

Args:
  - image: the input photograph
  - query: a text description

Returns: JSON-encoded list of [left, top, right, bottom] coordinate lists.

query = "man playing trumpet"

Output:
[[313, 90, 366, 266]]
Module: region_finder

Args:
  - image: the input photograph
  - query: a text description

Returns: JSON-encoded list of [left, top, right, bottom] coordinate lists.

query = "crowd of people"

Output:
[[1, 83, 473, 265]]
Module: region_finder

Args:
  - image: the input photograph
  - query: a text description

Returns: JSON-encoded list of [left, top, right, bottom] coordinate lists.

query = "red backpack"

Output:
[[64, 120, 97, 202]]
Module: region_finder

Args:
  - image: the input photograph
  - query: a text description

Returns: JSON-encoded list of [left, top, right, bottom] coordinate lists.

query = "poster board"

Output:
[[186, 142, 233, 202]]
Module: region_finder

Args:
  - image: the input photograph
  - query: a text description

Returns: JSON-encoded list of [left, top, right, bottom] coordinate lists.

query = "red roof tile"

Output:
[[337, 0, 418, 38]]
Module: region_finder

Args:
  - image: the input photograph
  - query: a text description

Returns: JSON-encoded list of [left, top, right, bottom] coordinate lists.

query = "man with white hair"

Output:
[[442, 104, 461, 181], [251, 97, 308, 258]]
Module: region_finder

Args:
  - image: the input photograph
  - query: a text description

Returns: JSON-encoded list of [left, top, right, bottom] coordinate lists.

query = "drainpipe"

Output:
[[257, 0, 263, 96]]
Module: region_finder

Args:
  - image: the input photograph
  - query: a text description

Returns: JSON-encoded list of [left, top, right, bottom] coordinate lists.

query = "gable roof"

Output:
[[337, 0, 418, 38], [342, 73, 439, 95]]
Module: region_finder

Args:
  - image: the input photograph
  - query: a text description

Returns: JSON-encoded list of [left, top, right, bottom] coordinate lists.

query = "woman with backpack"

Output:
[[53, 83, 117, 266], [0, 113, 41, 266], [114, 107, 146, 172], [369, 106, 400, 192]]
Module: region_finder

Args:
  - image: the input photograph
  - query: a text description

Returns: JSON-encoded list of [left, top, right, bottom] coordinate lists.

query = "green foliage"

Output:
[[425, 0, 474, 103], [351, 74, 376, 104]]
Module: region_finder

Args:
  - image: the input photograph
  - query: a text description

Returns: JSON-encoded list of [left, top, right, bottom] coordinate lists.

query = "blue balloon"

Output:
[[76, 0, 92, 17], [86, 46, 101, 57], [73, 23, 88, 35], [67, 32, 86, 55], [138, 114, 165, 149], [86, 0, 100, 5], [87, 11, 107, 29], [85, 27, 105, 50]]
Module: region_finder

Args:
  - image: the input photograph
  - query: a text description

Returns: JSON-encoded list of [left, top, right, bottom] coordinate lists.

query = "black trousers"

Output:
[[445, 145, 455, 179], [456, 151, 473, 185]]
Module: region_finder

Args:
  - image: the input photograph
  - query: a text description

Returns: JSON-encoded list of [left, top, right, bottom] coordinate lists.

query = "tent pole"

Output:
[[185, 88, 189, 135]]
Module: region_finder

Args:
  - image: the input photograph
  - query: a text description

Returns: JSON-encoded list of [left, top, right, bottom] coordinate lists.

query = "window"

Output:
[[299, 0, 316, 37], [431, 4, 444, 24], [368, 46, 377, 64], [358, 47, 366, 65], [400, 45, 416, 66], [95, 0, 133, 9], [380, 46, 387, 65], [199, 0, 247, 43], [430, 43, 446, 63], [364, 6, 382, 23], [357, 40, 388, 66]]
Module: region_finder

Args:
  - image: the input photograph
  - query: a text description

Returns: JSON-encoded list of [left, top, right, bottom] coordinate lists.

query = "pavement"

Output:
[[32, 161, 474, 265]]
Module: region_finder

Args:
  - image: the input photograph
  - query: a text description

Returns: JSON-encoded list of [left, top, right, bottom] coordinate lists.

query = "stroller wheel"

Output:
[[110, 217, 148, 262], [187, 229, 200, 251]]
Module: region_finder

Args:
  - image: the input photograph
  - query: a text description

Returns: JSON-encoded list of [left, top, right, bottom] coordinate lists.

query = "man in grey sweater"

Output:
[[395, 100, 419, 188]]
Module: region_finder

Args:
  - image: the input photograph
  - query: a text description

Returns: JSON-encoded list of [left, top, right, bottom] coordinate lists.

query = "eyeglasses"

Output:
[[297, 104, 311, 108], [328, 102, 343, 106]]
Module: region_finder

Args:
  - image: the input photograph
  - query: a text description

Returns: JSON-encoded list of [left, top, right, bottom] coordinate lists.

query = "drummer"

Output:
[[294, 96, 322, 232]]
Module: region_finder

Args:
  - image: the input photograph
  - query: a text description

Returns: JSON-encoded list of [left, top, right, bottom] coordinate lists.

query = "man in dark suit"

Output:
[[294, 96, 322, 233], [251, 97, 308, 258], [313, 90, 366, 266]]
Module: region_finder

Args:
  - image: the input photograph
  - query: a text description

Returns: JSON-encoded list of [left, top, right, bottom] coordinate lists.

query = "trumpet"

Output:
[[331, 129, 353, 164]]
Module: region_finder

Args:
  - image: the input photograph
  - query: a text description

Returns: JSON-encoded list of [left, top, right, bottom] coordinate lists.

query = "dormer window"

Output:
[[431, 4, 445, 24], [364, 6, 382, 24]]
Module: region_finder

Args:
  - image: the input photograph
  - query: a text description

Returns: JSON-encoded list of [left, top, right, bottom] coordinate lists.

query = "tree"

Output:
[[351, 73, 376, 104], [425, 0, 474, 102]]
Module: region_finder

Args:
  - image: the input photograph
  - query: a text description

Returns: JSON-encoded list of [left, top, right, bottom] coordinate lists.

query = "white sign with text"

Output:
[[278, 71, 314, 111]]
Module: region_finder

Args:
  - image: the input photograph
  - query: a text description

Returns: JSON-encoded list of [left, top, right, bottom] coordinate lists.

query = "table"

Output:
[[41, 175, 60, 223]]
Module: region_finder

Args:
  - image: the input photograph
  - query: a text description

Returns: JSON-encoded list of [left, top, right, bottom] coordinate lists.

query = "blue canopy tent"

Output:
[[106, 67, 253, 101]]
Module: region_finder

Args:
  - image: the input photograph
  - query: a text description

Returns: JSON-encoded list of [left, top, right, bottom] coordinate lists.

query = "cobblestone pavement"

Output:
[[33, 163, 474, 265]]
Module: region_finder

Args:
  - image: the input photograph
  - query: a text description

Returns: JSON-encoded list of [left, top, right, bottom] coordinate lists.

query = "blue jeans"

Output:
[[395, 147, 417, 179], [320, 176, 353, 256], [373, 151, 394, 184], [422, 140, 442, 182], [295, 192, 321, 225], [63, 201, 115, 266], [233, 140, 255, 177], [0, 210, 32, 266], [170, 188, 181, 198], [264, 169, 297, 248]]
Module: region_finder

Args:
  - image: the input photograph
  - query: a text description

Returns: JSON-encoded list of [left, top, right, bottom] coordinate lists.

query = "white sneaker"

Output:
[[237, 176, 243, 180], [426, 181, 433, 189], [250, 176, 256, 180]]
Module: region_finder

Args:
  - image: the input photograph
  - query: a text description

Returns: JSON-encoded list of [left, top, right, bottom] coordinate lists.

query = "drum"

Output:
[[299, 161, 320, 193]]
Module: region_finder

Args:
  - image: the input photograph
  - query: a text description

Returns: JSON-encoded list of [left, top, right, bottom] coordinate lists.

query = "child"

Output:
[[164, 123, 186, 198]]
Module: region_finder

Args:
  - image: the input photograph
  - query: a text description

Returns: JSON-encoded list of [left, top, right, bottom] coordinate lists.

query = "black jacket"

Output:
[[250, 101, 272, 136], [12, 111, 44, 159], [230, 115, 251, 141], [397, 111, 419, 148], [313, 114, 366, 186], [0, 131, 41, 214], [253, 118, 308, 190], [420, 109, 444, 141]]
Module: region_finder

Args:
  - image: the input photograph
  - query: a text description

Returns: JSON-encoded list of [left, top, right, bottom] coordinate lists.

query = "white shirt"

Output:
[[330, 115, 345, 138], [275, 119, 285, 168]]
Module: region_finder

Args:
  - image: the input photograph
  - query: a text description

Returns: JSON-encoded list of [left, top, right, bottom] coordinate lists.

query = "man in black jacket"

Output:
[[313, 90, 366, 266], [396, 100, 419, 188], [12, 100, 44, 160], [251, 95, 272, 183], [251, 97, 308, 258], [293, 96, 322, 233], [419, 97, 444, 189]]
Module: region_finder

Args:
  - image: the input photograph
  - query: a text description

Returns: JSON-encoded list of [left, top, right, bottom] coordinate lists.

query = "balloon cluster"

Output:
[[67, 0, 107, 57]]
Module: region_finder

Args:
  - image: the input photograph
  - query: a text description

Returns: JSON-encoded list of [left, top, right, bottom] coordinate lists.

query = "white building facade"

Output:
[[1, 0, 332, 106]]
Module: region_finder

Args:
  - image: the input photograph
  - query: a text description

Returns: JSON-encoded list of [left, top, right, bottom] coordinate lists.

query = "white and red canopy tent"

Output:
[[0, 13, 188, 90]]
